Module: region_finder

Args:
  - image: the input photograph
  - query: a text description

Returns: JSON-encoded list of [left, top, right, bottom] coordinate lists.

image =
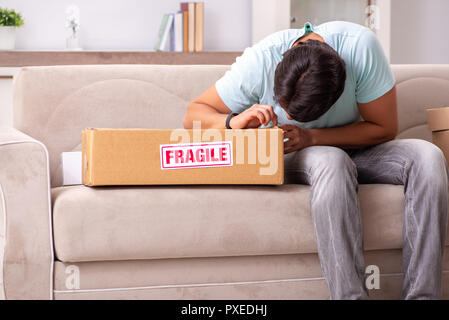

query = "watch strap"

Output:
[[225, 113, 239, 129]]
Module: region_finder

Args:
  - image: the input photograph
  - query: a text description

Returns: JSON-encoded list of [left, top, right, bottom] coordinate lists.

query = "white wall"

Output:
[[390, 0, 449, 64], [252, 0, 290, 44], [0, 0, 252, 51], [4, 0, 449, 60]]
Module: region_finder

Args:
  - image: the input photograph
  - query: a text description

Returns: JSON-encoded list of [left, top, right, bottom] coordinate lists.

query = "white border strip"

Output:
[[0, 139, 54, 300]]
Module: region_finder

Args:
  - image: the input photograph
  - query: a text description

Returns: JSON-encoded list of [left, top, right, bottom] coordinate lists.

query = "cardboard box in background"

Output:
[[82, 128, 284, 186], [427, 106, 449, 164]]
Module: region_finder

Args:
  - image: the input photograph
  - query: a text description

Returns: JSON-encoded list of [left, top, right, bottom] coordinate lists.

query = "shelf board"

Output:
[[0, 51, 242, 67]]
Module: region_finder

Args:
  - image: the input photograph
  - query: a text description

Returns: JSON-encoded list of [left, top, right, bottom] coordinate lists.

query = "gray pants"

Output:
[[284, 138, 448, 300]]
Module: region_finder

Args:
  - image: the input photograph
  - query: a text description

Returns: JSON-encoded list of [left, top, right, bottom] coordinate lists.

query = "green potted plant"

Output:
[[0, 7, 24, 50]]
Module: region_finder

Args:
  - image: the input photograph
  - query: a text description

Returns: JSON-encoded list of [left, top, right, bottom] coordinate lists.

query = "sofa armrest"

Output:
[[0, 127, 53, 300]]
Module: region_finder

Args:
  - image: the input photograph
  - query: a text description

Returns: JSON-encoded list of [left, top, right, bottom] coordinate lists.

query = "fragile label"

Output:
[[160, 141, 233, 170]]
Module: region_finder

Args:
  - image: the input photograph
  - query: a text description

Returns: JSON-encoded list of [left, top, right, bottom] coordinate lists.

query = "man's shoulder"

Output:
[[319, 20, 370, 38], [254, 29, 303, 53], [319, 21, 378, 65], [249, 29, 305, 69]]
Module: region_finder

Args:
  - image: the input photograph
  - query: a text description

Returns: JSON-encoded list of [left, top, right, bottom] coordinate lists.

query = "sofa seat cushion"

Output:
[[52, 184, 409, 263]]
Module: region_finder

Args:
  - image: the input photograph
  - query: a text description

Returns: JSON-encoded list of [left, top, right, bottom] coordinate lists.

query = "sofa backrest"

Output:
[[13, 64, 449, 187], [393, 65, 449, 141]]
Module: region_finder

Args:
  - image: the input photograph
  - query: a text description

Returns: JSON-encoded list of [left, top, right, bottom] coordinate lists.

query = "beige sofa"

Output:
[[1, 64, 449, 300]]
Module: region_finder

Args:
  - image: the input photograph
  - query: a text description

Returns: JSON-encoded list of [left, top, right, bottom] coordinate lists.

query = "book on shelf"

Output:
[[154, 13, 174, 51], [154, 13, 168, 51], [180, 3, 189, 52], [194, 2, 204, 52], [173, 12, 184, 52], [187, 2, 196, 52], [155, 2, 204, 52]]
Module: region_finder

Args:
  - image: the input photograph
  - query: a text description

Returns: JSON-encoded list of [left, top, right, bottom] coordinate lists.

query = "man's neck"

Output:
[[292, 32, 325, 47]]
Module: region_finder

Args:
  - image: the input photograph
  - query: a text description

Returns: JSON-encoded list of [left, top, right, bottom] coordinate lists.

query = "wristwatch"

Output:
[[225, 113, 239, 129]]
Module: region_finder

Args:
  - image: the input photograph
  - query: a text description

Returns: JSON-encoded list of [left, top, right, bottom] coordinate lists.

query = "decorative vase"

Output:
[[66, 34, 82, 51], [0, 26, 17, 50]]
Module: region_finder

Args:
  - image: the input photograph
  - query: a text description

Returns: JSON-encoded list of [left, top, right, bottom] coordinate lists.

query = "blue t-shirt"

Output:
[[215, 21, 395, 129]]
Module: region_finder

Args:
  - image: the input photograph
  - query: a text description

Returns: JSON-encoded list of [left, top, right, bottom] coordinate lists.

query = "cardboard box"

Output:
[[427, 106, 449, 163], [82, 128, 284, 186]]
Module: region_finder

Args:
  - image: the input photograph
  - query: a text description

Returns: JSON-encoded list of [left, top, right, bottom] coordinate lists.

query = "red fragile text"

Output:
[[165, 147, 228, 164], [160, 141, 233, 169]]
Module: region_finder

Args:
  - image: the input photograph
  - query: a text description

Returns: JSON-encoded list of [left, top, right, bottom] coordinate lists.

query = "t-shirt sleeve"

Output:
[[215, 46, 265, 113], [353, 29, 396, 104]]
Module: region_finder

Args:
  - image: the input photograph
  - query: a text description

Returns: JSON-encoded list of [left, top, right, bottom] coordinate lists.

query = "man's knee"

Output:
[[308, 146, 356, 173], [292, 146, 358, 185], [284, 146, 357, 186], [401, 139, 448, 179]]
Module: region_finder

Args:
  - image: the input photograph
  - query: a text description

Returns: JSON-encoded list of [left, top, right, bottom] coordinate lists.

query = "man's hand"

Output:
[[229, 104, 278, 129], [280, 124, 314, 154]]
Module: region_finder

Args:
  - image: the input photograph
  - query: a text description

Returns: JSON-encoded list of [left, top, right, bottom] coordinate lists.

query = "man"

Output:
[[183, 21, 448, 299]]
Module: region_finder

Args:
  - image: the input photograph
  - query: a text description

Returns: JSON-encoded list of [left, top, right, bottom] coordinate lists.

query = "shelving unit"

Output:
[[0, 51, 242, 68]]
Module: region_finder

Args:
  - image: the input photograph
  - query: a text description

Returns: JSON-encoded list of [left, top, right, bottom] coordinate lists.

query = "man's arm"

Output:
[[183, 85, 231, 129], [183, 85, 277, 129], [282, 86, 398, 152], [310, 86, 398, 148]]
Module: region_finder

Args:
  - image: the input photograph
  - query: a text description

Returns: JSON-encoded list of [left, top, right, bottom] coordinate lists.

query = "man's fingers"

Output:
[[256, 107, 272, 125], [249, 105, 279, 127], [281, 126, 297, 143], [272, 113, 278, 126], [268, 107, 278, 126], [282, 126, 300, 148], [253, 110, 266, 125], [284, 136, 298, 148], [283, 129, 295, 140], [279, 124, 295, 131], [262, 105, 277, 126]]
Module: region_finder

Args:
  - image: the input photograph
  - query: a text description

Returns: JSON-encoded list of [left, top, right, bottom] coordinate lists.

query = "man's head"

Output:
[[274, 39, 346, 122]]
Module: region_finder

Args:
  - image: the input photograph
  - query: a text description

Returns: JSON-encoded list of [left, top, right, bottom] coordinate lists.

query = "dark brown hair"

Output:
[[274, 40, 346, 122]]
